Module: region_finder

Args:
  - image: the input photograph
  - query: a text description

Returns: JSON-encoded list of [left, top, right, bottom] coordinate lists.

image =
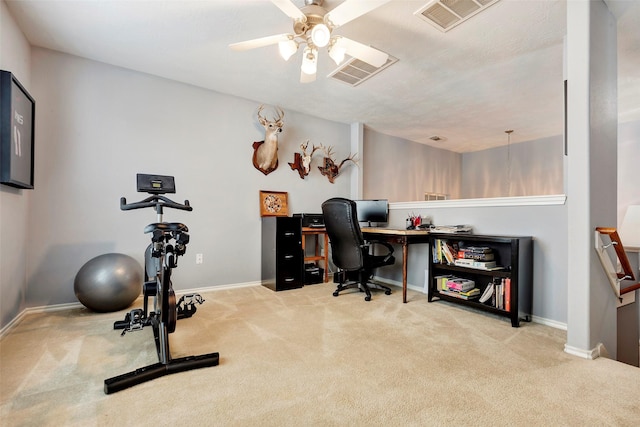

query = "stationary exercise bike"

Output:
[[104, 174, 219, 394]]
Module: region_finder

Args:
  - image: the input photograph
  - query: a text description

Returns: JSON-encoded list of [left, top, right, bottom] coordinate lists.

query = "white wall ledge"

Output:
[[391, 194, 567, 210]]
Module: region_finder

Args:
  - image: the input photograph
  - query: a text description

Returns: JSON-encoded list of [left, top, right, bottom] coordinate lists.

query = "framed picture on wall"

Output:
[[1, 70, 35, 189], [259, 190, 289, 217]]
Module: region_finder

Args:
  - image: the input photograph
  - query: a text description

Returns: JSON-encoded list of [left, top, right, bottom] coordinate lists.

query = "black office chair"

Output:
[[321, 197, 395, 301]]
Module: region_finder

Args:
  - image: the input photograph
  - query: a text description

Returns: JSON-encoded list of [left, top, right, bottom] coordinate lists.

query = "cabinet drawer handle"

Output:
[[284, 277, 295, 282], [284, 254, 294, 259], [284, 232, 295, 236]]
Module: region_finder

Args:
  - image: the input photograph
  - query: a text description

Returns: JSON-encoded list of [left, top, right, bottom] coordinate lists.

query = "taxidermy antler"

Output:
[[317, 145, 358, 184], [252, 105, 284, 175], [288, 140, 321, 179]]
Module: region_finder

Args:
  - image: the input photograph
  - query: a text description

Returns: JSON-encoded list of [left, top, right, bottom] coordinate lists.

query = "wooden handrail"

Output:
[[621, 282, 640, 295], [595, 227, 639, 300]]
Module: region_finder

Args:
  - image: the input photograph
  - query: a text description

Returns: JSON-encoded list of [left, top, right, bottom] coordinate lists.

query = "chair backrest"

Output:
[[321, 198, 365, 271]]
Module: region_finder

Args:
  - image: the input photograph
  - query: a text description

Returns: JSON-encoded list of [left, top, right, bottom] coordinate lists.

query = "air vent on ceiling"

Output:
[[414, 0, 500, 32], [328, 54, 398, 87]]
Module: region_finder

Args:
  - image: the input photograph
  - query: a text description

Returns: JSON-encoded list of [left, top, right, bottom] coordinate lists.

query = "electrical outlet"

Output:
[[196, 253, 203, 264]]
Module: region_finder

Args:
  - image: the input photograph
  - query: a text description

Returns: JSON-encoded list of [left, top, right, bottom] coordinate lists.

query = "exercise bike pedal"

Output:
[[177, 293, 205, 319], [115, 309, 146, 335]]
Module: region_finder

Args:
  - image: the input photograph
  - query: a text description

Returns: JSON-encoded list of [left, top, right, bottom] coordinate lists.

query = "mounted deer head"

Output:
[[317, 145, 358, 183], [252, 105, 284, 175], [288, 140, 321, 179]]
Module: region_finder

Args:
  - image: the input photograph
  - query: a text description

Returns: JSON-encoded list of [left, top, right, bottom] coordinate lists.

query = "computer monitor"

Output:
[[354, 199, 389, 226]]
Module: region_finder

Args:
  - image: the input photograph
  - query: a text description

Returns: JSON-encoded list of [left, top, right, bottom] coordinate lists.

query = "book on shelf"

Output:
[[433, 239, 442, 264], [453, 259, 499, 270], [441, 241, 456, 264], [458, 288, 480, 298], [464, 246, 493, 254], [439, 288, 480, 300], [504, 278, 511, 312], [457, 250, 495, 261], [446, 278, 475, 292], [429, 224, 472, 234], [479, 283, 494, 303], [434, 274, 454, 291]]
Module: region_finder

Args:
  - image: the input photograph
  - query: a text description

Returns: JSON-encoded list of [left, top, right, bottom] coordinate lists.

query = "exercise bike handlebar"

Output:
[[120, 195, 193, 212]]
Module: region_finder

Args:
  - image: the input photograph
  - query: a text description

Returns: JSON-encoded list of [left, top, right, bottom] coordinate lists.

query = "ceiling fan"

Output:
[[229, 0, 391, 83]]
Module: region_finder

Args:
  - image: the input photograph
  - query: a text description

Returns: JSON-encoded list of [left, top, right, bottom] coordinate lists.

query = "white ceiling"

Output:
[[5, 0, 640, 152]]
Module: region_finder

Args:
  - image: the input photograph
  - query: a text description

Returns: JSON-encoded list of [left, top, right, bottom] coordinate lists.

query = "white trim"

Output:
[[391, 194, 567, 210], [531, 315, 567, 330], [0, 302, 83, 338], [0, 281, 262, 339], [564, 343, 603, 359], [181, 281, 261, 295]]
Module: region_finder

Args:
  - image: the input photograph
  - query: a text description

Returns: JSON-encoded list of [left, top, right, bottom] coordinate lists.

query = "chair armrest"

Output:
[[362, 240, 395, 263]]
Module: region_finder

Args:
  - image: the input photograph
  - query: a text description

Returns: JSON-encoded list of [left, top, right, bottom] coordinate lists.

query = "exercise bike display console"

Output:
[[104, 174, 219, 394]]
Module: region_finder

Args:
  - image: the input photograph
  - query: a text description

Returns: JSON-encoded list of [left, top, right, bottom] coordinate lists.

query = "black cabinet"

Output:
[[261, 217, 304, 291], [428, 233, 533, 327]]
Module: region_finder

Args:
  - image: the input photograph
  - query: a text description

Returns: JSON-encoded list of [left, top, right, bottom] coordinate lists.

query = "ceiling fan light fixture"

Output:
[[329, 38, 347, 65], [310, 23, 331, 47], [301, 47, 318, 75], [278, 39, 298, 60]]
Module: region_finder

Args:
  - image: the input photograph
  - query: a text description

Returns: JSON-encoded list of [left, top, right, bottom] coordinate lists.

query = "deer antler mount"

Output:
[[288, 140, 321, 179], [252, 105, 284, 176], [318, 145, 358, 184]]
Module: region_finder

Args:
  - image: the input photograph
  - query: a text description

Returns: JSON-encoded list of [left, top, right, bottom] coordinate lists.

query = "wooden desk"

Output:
[[302, 227, 329, 283], [361, 227, 431, 303]]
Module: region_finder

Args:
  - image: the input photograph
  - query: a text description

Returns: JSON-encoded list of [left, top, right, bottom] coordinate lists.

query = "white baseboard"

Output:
[[0, 302, 84, 338], [530, 315, 567, 330], [564, 343, 605, 360], [0, 281, 262, 339]]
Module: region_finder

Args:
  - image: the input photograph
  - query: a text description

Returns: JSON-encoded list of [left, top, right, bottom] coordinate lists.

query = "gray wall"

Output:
[[618, 120, 640, 225], [0, 0, 32, 330], [362, 127, 462, 202], [461, 135, 564, 198], [0, 39, 353, 327]]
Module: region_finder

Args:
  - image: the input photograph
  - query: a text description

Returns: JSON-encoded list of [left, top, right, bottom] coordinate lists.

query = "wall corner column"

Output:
[[565, 0, 618, 358]]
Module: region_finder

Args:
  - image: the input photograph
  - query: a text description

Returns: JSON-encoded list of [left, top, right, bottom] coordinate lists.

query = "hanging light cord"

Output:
[[505, 130, 513, 197]]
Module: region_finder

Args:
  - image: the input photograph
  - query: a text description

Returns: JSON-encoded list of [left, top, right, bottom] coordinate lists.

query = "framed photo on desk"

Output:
[[1, 70, 35, 189]]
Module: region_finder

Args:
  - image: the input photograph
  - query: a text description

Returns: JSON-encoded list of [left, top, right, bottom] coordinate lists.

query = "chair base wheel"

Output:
[[385, 290, 391, 295], [333, 291, 339, 297], [364, 295, 371, 301]]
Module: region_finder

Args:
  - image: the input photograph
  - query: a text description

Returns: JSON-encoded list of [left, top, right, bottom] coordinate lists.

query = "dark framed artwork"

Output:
[[1, 70, 35, 189]]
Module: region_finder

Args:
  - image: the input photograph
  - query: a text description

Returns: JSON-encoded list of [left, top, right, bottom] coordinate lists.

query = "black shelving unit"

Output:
[[428, 233, 533, 327]]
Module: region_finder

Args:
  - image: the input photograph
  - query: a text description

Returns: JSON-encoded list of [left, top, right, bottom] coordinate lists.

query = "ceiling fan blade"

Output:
[[300, 68, 316, 84], [325, 0, 392, 28], [271, 0, 307, 22], [229, 33, 292, 51], [340, 37, 389, 68]]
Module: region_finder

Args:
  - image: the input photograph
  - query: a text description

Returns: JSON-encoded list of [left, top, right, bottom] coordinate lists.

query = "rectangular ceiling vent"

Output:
[[414, 0, 500, 32], [328, 54, 398, 87]]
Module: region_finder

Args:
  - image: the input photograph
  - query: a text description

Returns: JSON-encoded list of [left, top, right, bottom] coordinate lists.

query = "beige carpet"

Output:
[[1, 283, 640, 426]]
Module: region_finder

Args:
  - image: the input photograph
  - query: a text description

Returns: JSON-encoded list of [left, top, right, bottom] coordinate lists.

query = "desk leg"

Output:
[[402, 243, 408, 303], [323, 232, 329, 283]]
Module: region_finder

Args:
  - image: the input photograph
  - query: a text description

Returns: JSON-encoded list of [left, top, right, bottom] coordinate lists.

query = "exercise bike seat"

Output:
[[144, 222, 189, 234]]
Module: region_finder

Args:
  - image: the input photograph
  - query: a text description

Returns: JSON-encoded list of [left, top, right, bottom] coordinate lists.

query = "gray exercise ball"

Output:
[[74, 253, 142, 312]]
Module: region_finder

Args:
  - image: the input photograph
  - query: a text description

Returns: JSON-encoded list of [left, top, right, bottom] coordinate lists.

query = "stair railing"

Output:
[[595, 227, 640, 303]]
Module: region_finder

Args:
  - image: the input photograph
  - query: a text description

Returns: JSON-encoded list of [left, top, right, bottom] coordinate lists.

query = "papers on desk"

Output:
[[429, 224, 473, 234]]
